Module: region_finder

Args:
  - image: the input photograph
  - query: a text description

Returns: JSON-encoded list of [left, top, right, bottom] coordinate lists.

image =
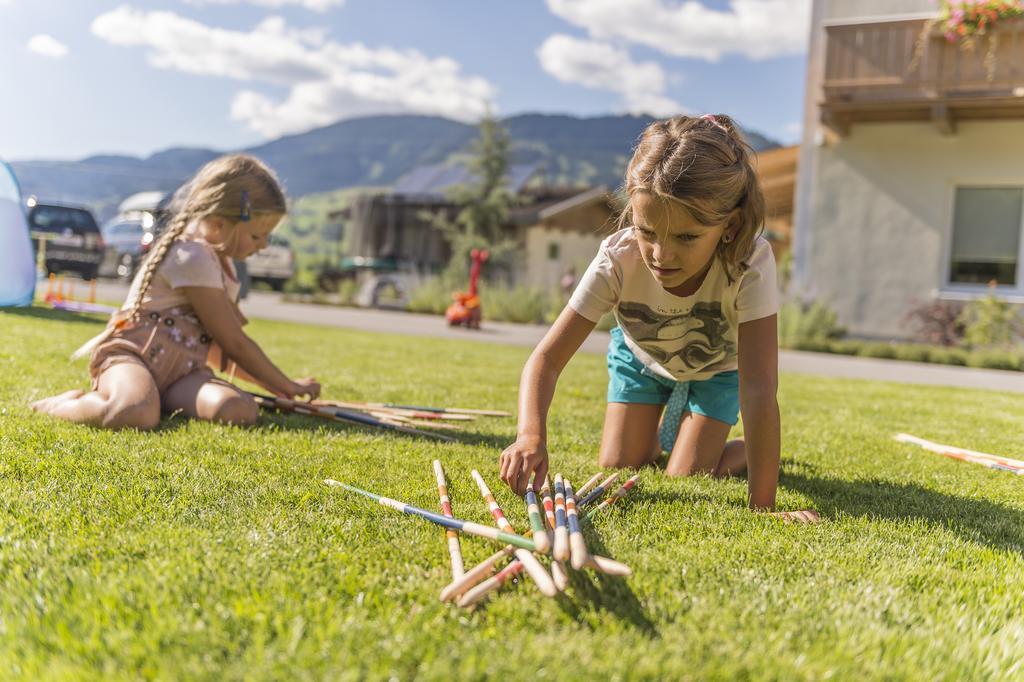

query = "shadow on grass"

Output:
[[781, 468, 1024, 555], [247, 410, 513, 448], [557, 526, 660, 638], [1, 305, 108, 325]]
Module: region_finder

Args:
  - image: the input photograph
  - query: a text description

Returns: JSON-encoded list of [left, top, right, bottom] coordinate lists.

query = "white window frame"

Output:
[[939, 180, 1024, 304]]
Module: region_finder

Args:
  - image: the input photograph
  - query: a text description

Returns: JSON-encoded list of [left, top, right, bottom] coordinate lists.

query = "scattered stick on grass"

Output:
[[460, 473, 639, 605], [325, 480, 538, 550], [552, 474, 570, 562], [252, 393, 453, 442], [895, 433, 1024, 475], [433, 460, 464, 580], [524, 480, 551, 555], [584, 474, 641, 521], [573, 472, 605, 500], [578, 472, 620, 508], [541, 477, 569, 592], [564, 478, 592, 571], [470, 470, 556, 597]]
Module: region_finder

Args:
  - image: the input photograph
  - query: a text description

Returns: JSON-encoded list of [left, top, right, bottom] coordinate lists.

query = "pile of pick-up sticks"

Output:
[[326, 464, 640, 608], [250, 393, 509, 442]]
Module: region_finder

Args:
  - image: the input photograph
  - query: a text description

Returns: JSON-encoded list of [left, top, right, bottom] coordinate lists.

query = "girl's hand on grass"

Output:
[[282, 378, 321, 401], [770, 509, 820, 524], [500, 435, 548, 496]]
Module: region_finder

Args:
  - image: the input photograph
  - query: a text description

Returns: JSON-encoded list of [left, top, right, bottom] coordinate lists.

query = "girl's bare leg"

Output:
[[162, 372, 258, 425], [665, 410, 745, 478], [598, 402, 665, 469], [31, 361, 161, 430]]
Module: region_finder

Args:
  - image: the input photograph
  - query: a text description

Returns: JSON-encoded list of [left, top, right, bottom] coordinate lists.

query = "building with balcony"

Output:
[[793, 0, 1024, 338]]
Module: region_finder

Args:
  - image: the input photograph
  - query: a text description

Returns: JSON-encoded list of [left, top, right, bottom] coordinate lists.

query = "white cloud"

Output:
[[91, 6, 495, 138], [546, 0, 810, 62], [27, 34, 69, 59], [537, 34, 683, 117], [183, 0, 344, 12]]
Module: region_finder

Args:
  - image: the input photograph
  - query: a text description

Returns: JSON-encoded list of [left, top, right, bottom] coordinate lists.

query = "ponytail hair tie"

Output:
[[701, 113, 726, 131], [240, 190, 251, 222]]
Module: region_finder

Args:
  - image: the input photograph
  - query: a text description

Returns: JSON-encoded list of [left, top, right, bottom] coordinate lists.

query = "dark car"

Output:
[[99, 217, 158, 280], [28, 200, 105, 280]]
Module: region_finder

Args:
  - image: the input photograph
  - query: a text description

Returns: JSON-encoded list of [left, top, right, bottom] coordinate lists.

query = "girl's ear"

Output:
[[722, 208, 742, 243]]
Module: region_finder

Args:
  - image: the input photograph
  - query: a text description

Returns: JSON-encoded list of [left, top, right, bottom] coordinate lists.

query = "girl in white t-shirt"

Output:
[[500, 115, 817, 521], [32, 154, 320, 429]]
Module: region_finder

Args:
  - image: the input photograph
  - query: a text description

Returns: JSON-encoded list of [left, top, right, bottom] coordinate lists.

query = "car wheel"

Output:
[[81, 266, 99, 281], [269, 278, 286, 292]]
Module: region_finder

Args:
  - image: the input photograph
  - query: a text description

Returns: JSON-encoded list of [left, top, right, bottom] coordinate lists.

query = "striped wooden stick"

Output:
[[524, 480, 551, 554], [552, 474, 570, 562], [584, 474, 641, 521], [458, 558, 526, 608], [253, 394, 453, 442], [578, 472, 621, 508], [471, 470, 556, 597], [564, 478, 592, 571], [439, 547, 508, 602], [574, 472, 605, 500], [463, 473, 637, 604], [324, 481, 536, 550], [433, 460, 464, 579], [895, 433, 1024, 474], [541, 476, 569, 592]]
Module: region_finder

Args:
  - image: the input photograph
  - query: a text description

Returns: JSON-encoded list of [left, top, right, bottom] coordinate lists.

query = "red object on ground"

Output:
[[445, 249, 489, 329]]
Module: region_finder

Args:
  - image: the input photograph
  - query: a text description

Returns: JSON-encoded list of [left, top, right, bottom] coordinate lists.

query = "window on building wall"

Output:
[[949, 187, 1023, 286], [548, 242, 560, 260]]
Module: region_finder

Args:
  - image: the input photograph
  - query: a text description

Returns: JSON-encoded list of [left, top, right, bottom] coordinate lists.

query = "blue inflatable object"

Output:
[[0, 160, 35, 307]]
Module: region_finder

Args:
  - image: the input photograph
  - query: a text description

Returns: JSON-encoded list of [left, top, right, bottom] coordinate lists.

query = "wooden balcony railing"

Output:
[[822, 18, 1024, 134]]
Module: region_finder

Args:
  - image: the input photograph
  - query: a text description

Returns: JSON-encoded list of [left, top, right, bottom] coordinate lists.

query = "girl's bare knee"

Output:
[[105, 398, 161, 430], [208, 394, 258, 425]]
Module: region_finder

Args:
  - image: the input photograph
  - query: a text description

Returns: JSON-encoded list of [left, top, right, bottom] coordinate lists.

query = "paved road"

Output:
[[79, 277, 1024, 394]]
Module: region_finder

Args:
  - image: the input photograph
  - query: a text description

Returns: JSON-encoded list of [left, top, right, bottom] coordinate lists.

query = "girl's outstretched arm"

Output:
[[500, 306, 596, 495], [182, 286, 319, 399], [737, 314, 781, 510]]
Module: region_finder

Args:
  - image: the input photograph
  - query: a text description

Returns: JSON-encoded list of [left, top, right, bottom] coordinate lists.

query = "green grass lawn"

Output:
[[2, 306, 1023, 680]]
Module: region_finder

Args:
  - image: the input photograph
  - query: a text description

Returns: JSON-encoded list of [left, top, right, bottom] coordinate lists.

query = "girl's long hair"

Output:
[[126, 154, 286, 319], [618, 114, 766, 281]]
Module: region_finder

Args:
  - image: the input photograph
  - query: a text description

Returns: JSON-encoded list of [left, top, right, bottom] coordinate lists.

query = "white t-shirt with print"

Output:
[[569, 228, 778, 382]]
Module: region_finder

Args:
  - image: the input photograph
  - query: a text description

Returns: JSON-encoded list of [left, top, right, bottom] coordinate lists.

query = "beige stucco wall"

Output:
[[804, 120, 1024, 338], [524, 226, 605, 292]]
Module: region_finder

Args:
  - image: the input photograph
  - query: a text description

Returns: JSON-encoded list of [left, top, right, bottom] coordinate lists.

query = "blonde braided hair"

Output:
[[126, 154, 286, 320], [617, 114, 766, 282]]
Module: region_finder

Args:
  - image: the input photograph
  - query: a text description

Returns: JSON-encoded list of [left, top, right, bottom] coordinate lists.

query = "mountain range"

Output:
[[9, 113, 780, 221]]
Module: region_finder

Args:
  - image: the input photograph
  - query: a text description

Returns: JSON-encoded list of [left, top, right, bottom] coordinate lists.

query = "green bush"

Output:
[[827, 340, 863, 355], [856, 343, 899, 360], [965, 349, 1023, 371], [406, 277, 454, 315], [483, 285, 560, 324], [958, 287, 1022, 349], [893, 344, 932, 363], [926, 347, 968, 366], [778, 301, 846, 348]]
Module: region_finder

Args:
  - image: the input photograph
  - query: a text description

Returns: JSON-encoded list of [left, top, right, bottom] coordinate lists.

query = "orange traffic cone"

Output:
[[88, 280, 97, 304], [44, 273, 56, 302]]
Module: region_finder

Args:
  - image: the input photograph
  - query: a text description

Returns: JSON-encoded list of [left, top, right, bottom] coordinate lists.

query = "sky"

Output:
[[0, 0, 811, 161]]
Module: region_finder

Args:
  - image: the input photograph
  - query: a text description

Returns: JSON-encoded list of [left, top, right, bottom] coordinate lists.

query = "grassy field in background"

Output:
[[2, 307, 1023, 680]]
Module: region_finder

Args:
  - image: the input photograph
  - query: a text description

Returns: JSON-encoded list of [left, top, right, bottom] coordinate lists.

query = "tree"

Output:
[[430, 114, 518, 284]]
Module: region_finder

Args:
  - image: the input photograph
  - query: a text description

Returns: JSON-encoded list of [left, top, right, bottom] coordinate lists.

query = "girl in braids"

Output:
[[32, 154, 319, 429], [500, 115, 817, 522]]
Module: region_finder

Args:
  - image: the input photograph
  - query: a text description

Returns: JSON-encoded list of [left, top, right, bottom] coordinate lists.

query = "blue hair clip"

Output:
[[240, 190, 251, 222]]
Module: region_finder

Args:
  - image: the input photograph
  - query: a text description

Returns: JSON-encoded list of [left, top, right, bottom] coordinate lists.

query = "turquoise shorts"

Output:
[[607, 327, 739, 451]]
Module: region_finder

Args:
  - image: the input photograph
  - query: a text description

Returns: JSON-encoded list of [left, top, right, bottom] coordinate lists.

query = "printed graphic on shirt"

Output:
[[617, 300, 735, 373]]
